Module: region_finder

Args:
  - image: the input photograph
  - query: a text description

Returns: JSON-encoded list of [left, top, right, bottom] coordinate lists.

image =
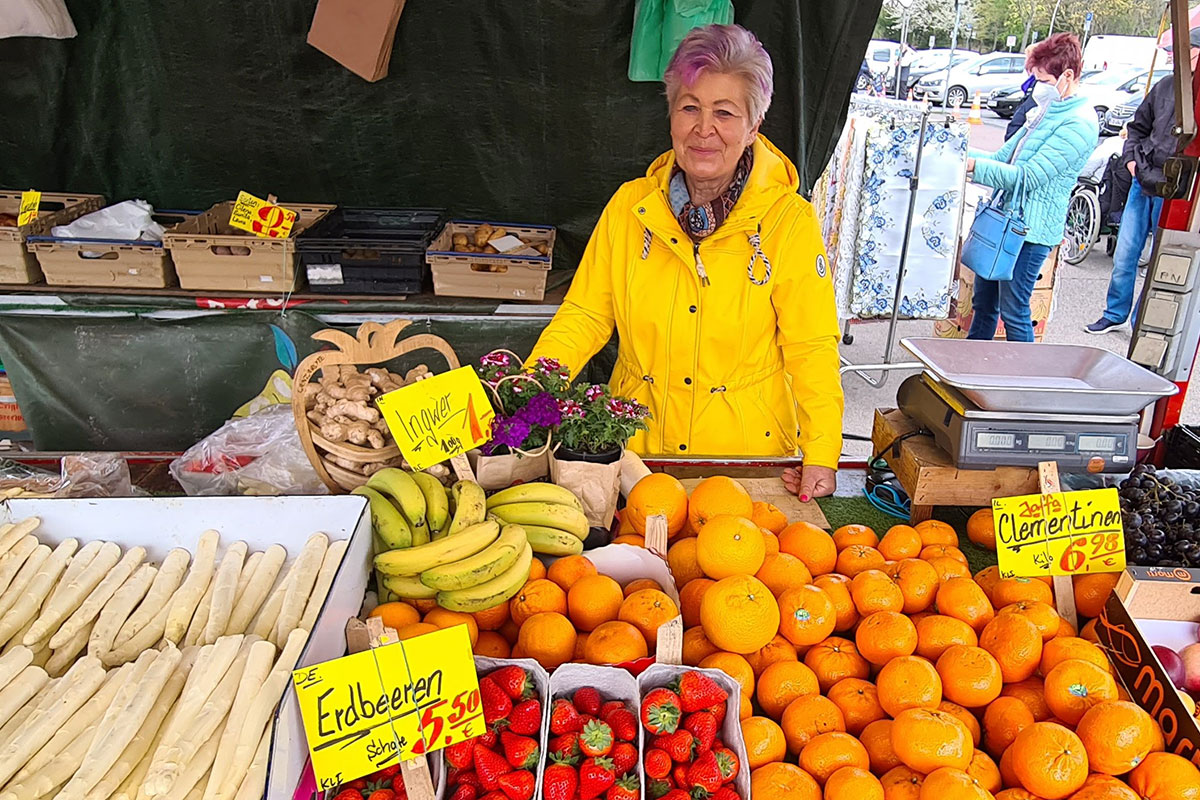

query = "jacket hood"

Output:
[[644, 134, 801, 215]]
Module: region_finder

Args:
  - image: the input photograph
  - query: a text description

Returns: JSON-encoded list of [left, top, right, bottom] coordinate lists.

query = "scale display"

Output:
[[976, 432, 1015, 449]]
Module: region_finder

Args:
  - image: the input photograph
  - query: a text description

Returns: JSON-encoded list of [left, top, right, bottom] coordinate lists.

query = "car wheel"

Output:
[[947, 86, 967, 108], [855, 73, 870, 92]]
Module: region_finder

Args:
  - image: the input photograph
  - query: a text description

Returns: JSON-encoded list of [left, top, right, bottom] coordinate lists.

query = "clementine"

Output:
[[833, 524, 879, 550], [1127, 752, 1200, 800], [682, 625, 721, 666], [667, 538, 705, 586], [935, 577, 995, 633], [850, 569, 905, 615], [516, 611, 576, 670], [742, 715, 788, 769], [423, 608, 479, 647], [778, 521, 838, 576], [861, 719, 903, 774], [1009, 722, 1088, 799], [1043, 658, 1119, 726], [755, 552, 813, 597], [1073, 573, 1120, 620], [836, 545, 887, 577], [880, 765, 925, 800], [982, 695, 1035, 757], [805, 636, 871, 692], [700, 574, 780, 654], [679, 578, 715, 628], [918, 768, 993, 800], [938, 700, 982, 746], [1076, 700, 1157, 775], [750, 762, 822, 800], [879, 525, 924, 561], [368, 601, 420, 631], [979, 612, 1044, 683], [824, 766, 884, 800], [745, 633, 798, 676], [752, 501, 788, 535], [625, 473, 689, 537], [891, 558, 941, 614], [623, 577, 663, 596], [473, 630, 511, 658], [936, 645, 1002, 708], [546, 554, 597, 592], [855, 610, 918, 666], [583, 620, 649, 664], [567, 574, 624, 632], [890, 707, 974, 773], [757, 660, 820, 719], [827, 677, 887, 735], [915, 614, 979, 661], [687, 475, 753, 531], [510, 578, 568, 626], [992, 577, 1054, 608], [813, 573, 860, 632], [1040, 637, 1109, 676], [697, 514, 767, 579], [700, 651, 756, 696], [876, 655, 943, 717], [799, 731, 869, 784], [914, 519, 959, 546], [966, 508, 997, 550], [618, 589, 679, 648], [781, 694, 847, 754], [778, 584, 837, 647]]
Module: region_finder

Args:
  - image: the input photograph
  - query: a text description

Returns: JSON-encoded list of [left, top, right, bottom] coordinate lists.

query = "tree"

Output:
[[876, 0, 977, 48]]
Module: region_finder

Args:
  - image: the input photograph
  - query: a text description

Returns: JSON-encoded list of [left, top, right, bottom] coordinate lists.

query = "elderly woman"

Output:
[[530, 24, 843, 499]]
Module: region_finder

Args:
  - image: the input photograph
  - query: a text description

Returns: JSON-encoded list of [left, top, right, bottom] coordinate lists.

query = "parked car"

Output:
[[914, 52, 1027, 107], [1102, 100, 1140, 136], [1075, 67, 1170, 122], [987, 84, 1028, 118], [866, 39, 901, 83], [904, 49, 975, 91]]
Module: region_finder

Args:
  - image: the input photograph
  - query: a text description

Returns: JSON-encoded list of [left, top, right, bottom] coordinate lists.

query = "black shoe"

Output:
[[1085, 318, 1122, 334]]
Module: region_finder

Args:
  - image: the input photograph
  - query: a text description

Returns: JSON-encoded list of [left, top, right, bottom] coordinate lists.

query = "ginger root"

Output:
[[326, 400, 380, 423]]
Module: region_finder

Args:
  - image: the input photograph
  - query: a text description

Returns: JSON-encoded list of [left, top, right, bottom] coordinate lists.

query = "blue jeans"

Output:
[[968, 241, 1053, 342], [1103, 185, 1164, 324]]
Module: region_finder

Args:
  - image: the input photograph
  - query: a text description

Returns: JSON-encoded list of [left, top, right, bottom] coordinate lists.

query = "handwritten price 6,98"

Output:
[[416, 689, 483, 753], [1058, 533, 1122, 572]]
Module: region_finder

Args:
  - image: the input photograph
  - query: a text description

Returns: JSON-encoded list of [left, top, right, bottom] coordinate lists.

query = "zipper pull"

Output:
[[694, 243, 710, 288]]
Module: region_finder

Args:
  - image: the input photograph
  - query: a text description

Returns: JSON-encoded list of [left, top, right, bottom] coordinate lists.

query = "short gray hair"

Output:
[[663, 24, 774, 123]]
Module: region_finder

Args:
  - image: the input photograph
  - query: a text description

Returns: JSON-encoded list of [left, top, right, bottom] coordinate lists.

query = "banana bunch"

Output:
[[486, 483, 589, 557]]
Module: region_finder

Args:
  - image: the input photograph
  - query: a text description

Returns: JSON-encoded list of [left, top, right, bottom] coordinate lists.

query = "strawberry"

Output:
[[686, 752, 723, 794], [640, 688, 682, 735], [600, 700, 626, 718], [550, 698, 584, 734], [646, 779, 672, 800], [662, 791, 690, 800], [671, 764, 688, 790], [683, 711, 718, 753], [478, 730, 498, 749], [479, 792, 508, 800], [473, 743, 511, 791], [542, 761, 577, 800], [712, 738, 725, 752], [579, 757, 616, 800], [715, 748, 739, 783], [367, 791, 395, 800], [710, 701, 727, 728], [610, 742, 638, 777], [579, 718, 614, 758], [391, 775, 409, 797], [604, 708, 638, 742], [655, 730, 696, 763], [711, 788, 739, 800], [371, 765, 402, 781], [674, 672, 728, 713], [507, 699, 542, 736], [450, 770, 481, 790], [333, 791, 363, 800], [489, 666, 534, 700], [500, 731, 540, 769], [548, 731, 581, 764], [481, 677, 513, 725], [643, 749, 672, 780], [606, 773, 640, 800], [449, 786, 478, 800], [446, 741, 475, 770], [574, 687, 602, 715], [497, 770, 536, 800]]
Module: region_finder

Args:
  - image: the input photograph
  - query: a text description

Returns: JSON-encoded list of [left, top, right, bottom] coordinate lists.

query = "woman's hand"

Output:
[[966, 157, 976, 173], [782, 465, 837, 502]]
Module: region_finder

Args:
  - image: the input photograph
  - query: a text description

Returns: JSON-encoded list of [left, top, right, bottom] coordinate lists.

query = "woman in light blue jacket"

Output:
[[966, 33, 1098, 341]]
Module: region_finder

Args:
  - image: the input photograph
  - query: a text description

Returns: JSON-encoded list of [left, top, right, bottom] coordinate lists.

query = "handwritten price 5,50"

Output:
[[1058, 533, 1122, 572], [415, 689, 482, 752]]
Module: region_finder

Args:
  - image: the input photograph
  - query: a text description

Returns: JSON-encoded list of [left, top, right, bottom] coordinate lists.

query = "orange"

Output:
[[527, 558, 547, 581], [1040, 637, 1109, 676], [700, 574, 779, 654], [850, 569, 904, 615], [510, 579, 568, 626], [1080, 618, 1100, 643], [997, 601, 1061, 642], [618, 589, 679, 648], [472, 602, 510, 631], [836, 545, 887, 577], [761, 529, 781, 556], [395, 622, 439, 640], [813, 574, 859, 632], [938, 700, 982, 746], [739, 692, 754, 720], [756, 553, 813, 597], [474, 630, 511, 658], [1076, 700, 1157, 775], [1009, 722, 1088, 799], [918, 768, 993, 799], [615, 508, 636, 536], [567, 574, 624, 632], [499, 618, 521, 645], [855, 611, 918, 666], [879, 525, 924, 561], [827, 677, 887, 734], [915, 519, 959, 546], [751, 762, 822, 800], [1068, 780, 1139, 799], [982, 696, 1035, 758], [410, 597, 438, 614], [667, 538, 705, 586], [778, 584, 837, 647], [1055, 617, 1077, 638], [746, 633, 799, 676], [966, 508, 997, 550], [994, 791, 1045, 800], [974, 565, 1003, 603], [919, 544, 968, 565], [936, 645, 1002, 708], [516, 611, 576, 670], [915, 614, 979, 661], [1043, 659, 1118, 726], [547, 555, 597, 592], [1128, 752, 1200, 799], [687, 475, 753, 531], [891, 707, 974, 773], [876, 655, 943, 717], [1073, 573, 1120, 620], [682, 625, 721, 666], [781, 694, 847, 754], [423, 608, 479, 647], [757, 661, 819, 719], [998, 747, 1020, 791], [700, 651, 755, 696], [625, 473, 689, 538], [979, 613, 1044, 683], [805, 636, 871, 692], [752, 501, 788, 534], [742, 715, 788, 769], [574, 631, 590, 661], [583, 620, 649, 664], [779, 521, 838, 576], [861, 719, 902, 774], [612, 534, 646, 547], [799, 731, 870, 784], [891, 558, 940, 614], [935, 577, 995, 633], [623, 578, 662, 596], [833, 524, 879, 551], [1001, 677, 1054, 721], [368, 601, 420, 630], [927, 556, 972, 583], [992, 577, 1054, 608], [880, 766, 925, 800], [697, 514, 767, 578], [825, 766, 884, 800], [679, 578, 715, 628]]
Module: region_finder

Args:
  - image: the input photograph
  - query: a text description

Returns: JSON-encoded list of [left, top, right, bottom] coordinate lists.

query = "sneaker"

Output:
[[1085, 318, 1122, 334]]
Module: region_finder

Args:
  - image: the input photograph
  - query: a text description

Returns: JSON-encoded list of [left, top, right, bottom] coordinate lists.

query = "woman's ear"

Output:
[[747, 121, 762, 147]]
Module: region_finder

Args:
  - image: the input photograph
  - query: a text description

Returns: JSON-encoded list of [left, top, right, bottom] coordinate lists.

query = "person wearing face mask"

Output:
[[1086, 28, 1200, 335], [529, 24, 843, 500], [965, 33, 1099, 342]]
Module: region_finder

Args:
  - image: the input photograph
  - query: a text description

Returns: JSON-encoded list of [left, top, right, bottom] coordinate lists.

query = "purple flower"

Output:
[[480, 352, 511, 367], [522, 393, 563, 427], [585, 385, 605, 403]]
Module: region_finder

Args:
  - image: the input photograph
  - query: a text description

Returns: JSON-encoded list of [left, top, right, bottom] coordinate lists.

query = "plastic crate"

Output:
[[1166, 425, 1200, 469], [427, 220, 555, 301], [297, 207, 444, 295], [0, 191, 106, 284]]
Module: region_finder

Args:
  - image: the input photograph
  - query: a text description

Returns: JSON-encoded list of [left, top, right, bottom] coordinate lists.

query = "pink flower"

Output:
[[585, 385, 605, 403], [480, 352, 511, 367]]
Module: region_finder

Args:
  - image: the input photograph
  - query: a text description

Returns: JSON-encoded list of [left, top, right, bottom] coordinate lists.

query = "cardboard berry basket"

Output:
[[636, 665, 751, 800], [550, 663, 644, 800], [475, 656, 551, 796]]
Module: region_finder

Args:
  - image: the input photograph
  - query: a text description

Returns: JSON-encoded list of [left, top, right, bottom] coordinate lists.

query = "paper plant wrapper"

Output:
[[551, 664, 644, 800], [467, 445, 549, 491], [475, 656, 550, 795], [549, 450, 622, 529]]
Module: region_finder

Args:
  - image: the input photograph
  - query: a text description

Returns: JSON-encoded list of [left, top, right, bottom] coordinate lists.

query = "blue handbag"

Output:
[[961, 187, 1028, 282]]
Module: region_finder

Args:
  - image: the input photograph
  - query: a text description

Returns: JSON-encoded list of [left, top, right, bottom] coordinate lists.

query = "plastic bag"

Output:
[[169, 405, 329, 496], [628, 0, 665, 82], [659, 0, 733, 77], [51, 199, 166, 243], [0, 0, 76, 39], [57, 452, 141, 497]]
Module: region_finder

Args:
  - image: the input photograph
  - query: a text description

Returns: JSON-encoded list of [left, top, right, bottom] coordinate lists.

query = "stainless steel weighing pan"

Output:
[[900, 338, 1178, 415]]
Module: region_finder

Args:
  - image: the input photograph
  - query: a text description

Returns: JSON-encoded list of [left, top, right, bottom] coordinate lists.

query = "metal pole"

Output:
[[882, 105, 933, 365], [941, 0, 962, 105], [1048, 0, 1063, 36]]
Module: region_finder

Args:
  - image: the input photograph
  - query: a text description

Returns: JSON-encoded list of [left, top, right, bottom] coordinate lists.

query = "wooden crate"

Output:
[[0, 191, 105, 284], [427, 221, 554, 301]]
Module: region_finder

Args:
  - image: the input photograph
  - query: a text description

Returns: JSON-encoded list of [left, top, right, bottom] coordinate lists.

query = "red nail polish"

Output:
[[800, 494, 810, 502]]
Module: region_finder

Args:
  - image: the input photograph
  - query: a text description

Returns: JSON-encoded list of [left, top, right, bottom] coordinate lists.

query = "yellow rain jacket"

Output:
[[530, 134, 843, 466]]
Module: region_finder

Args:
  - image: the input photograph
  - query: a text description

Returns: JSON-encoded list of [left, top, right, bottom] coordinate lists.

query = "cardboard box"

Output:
[[0, 191, 105, 284], [0, 374, 27, 434], [1097, 566, 1200, 766], [939, 270, 1054, 342], [2, 494, 372, 800], [307, 0, 406, 82]]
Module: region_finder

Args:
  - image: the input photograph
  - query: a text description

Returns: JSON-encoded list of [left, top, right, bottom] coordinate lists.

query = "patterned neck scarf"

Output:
[[669, 146, 754, 242]]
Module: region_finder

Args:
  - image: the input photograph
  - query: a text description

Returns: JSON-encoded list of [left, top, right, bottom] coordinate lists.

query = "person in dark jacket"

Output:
[[1087, 28, 1200, 334], [1005, 75, 1038, 141]]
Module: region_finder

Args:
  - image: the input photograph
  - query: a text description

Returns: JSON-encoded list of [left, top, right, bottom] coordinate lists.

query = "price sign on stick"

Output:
[[16, 190, 40, 226], [376, 366, 495, 471], [395, 625, 487, 752], [993, 487, 1125, 579], [228, 191, 297, 239]]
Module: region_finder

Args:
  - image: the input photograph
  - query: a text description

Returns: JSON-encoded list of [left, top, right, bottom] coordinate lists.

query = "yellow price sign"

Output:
[[397, 625, 487, 752], [17, 190, 40, 226], [375, 366, 495, 471], [228, 191, 297, 239], [993, 487, 1125, 579]]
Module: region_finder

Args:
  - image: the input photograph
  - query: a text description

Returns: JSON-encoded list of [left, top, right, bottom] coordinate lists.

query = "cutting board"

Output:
[[679, 477, 830, 530]]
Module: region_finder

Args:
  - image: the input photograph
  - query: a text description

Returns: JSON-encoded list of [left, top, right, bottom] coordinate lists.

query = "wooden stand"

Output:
[[872, 408, 1040, 522], [1038, 461, 1079, 629]]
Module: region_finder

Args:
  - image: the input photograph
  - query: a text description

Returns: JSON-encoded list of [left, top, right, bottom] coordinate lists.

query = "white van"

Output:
[[1082, 35, 1167, 72]]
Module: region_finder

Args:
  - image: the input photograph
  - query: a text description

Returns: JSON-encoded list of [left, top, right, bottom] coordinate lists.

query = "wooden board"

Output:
[[679, 477, 830, 530]]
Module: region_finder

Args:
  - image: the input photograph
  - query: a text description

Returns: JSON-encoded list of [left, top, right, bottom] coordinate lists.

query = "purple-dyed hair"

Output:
[[663, 24, 774, 123]]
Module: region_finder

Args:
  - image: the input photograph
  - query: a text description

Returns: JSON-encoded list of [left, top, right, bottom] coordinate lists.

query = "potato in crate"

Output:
[[427, 221, 555, 301], [0, 191, 105, 284]]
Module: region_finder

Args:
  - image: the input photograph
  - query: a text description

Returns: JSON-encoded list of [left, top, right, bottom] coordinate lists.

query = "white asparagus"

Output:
[[184, 582, 215, 647], [213, 628, 307, 800], [0, 541, 49, 618], [273, 533, 328, 644], [249, 562, 293, 643], [52, 545, 146, 648], [27, 637, 51, 668], [202, 639, 276, 800], [102, 602, 171, 667], [160, 732, 220, 800], [0, 664, 48, 730], [116, 549, 189, 649], [0, 538, 78, 647], [48, 540, 104, 606], [92, 563, 157, 656], [0, 534, 38, 600], [121, 650, 203, 800], [26, 541, 122, 645], [297, 539, 348, 635], [231, 551, 262, 607], [226, 545, 284, 637], [153, 636, 243, 753], [47, 620, 94, 677], [0, 517, 39, 556], [163, 530, 220, 644], [0, 644, 32, 686], [0, 655, 106, 786], [0, 677, 56, 749], [204, 542, 247, 645], [184, 781, 207, 800], [230, 722, 272, 800]]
